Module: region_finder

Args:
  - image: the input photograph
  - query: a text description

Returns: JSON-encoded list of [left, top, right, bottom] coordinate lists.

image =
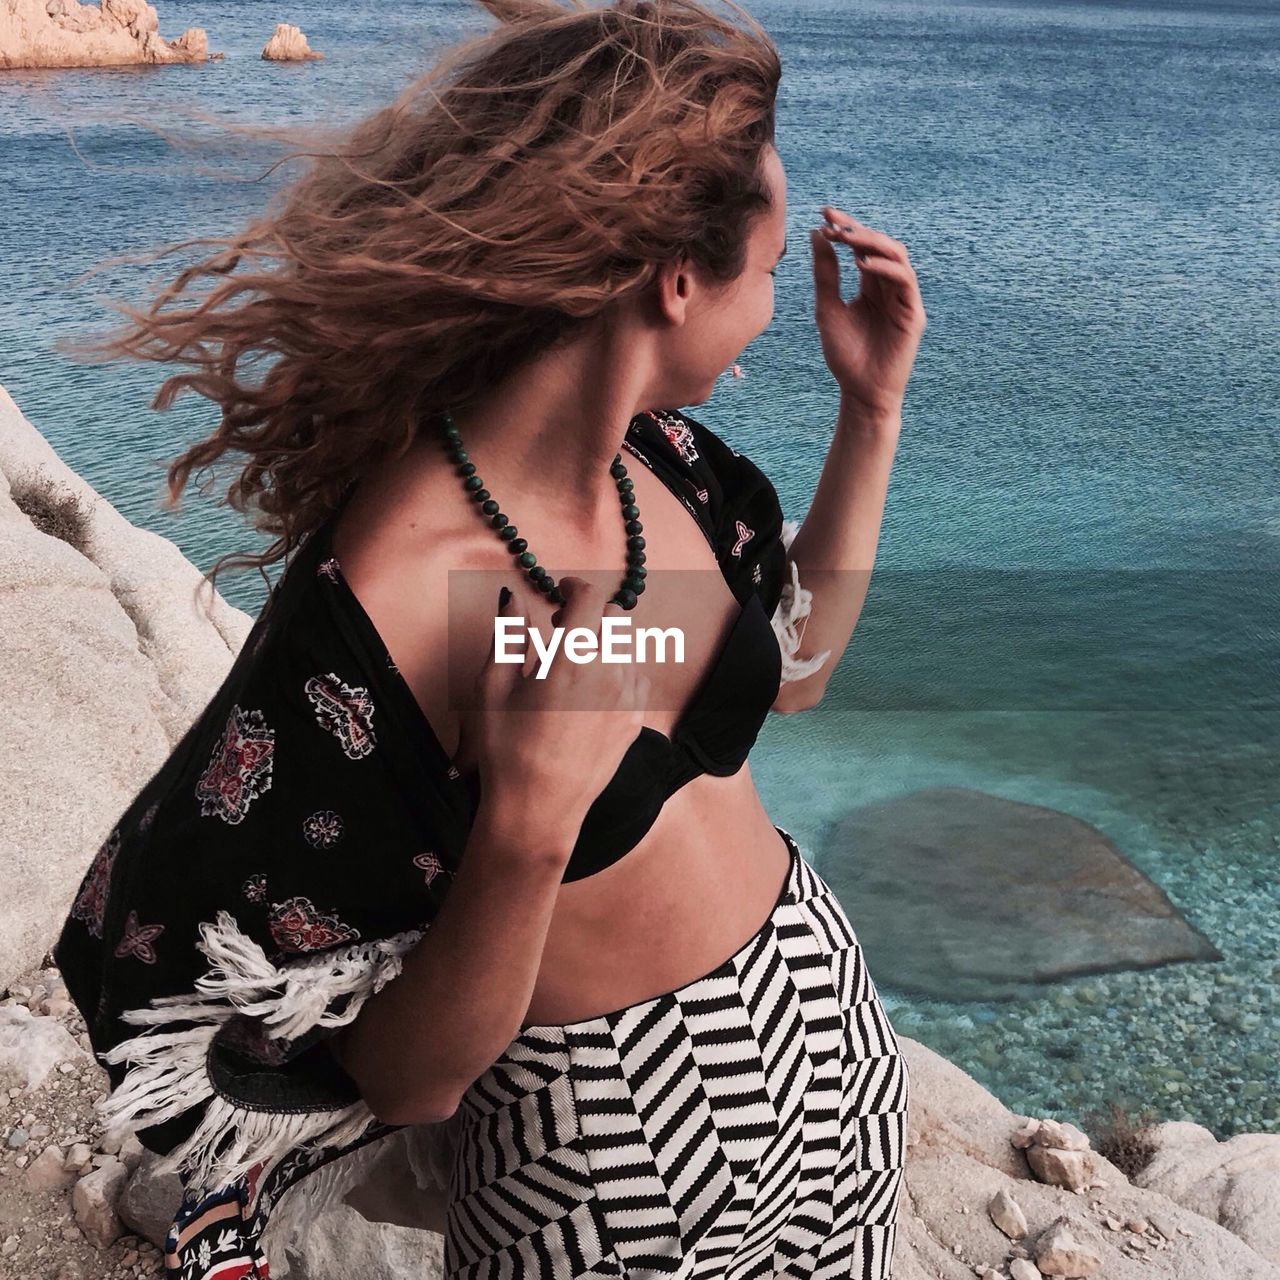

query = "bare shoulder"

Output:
[[328, 462, 500, 758]]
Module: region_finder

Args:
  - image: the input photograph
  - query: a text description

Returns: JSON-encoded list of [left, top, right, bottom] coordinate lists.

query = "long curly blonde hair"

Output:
[[60, 0, 781, 604]]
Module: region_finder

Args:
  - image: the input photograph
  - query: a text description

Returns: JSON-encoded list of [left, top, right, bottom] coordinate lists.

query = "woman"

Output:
[[52, 1, 925, 1276]]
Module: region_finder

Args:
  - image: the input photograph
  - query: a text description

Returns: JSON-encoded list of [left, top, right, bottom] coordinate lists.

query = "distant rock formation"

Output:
[[261, 21, 321, 61], [819, 786, 1222, 1000], [0, 0, 213, 69]]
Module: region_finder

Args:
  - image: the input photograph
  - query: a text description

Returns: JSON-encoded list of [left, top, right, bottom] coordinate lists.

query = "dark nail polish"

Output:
[[498, 586, 511, 609]]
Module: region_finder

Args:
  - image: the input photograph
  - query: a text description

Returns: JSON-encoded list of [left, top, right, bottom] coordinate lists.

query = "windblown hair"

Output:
[[61, 0, 781, 604]]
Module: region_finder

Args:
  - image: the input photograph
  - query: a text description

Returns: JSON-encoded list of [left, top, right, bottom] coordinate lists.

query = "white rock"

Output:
[[71, 1159, 128, 1248], [0, 386, 251, 985], [117, 1131, 145, 1171], [988, 1187, 1028, 1239], [25, 1143, 74, 1191], [1135, 1121, 1280, 1266], [1009, 1260, 1040, 1280], [0, 1005, 86, 1092], [1035, 1215, 1104, 1277], [1027, 1142, 1095, 1191], [1011, 1117, 1041, 1149], [1037, 1118, 1093, 1152]]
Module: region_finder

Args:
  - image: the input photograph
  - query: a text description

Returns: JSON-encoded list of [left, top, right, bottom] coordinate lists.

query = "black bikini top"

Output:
[[316, 408, 792, 882]]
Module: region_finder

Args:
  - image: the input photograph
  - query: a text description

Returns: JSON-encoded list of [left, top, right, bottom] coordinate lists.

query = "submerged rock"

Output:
[[820, 787, 1222, 1000]]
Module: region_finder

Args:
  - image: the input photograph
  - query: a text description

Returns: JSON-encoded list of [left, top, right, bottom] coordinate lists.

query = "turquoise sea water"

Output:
[[2, 0, 1276, 1137]]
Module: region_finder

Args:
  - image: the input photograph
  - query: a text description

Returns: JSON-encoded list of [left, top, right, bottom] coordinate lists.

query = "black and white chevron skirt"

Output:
[[442, 825, 910, 1280]]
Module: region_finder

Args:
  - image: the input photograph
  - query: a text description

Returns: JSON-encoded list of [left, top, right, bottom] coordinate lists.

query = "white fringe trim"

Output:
[[94, 909, 427, 1198], [770, 518, 833, 683]]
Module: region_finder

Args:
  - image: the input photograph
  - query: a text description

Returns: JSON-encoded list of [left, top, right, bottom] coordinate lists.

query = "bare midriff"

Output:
[[517, 772, 792, 1029]]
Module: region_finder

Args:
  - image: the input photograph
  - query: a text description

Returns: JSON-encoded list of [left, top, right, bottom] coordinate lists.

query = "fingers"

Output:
[[553, 574, 617, 649], [819, 206, 912, 268], [810, 227, 844, 314], [811, 207, 918, 313], [487, 580, 530, 684]]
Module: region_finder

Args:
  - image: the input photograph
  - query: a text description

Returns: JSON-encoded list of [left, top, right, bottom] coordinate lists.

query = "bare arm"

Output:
[[771, 398, 902, 714], [328, 798, 575, 1126]]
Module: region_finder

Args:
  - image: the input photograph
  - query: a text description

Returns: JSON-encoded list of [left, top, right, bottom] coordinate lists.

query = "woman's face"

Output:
[[651, 144, 788, 406]]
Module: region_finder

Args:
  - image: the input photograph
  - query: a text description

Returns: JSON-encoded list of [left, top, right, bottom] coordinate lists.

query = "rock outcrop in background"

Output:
[[0, 0, 212, 70], [1, 383, 1277, 1278], [261, 21, 321, 61]]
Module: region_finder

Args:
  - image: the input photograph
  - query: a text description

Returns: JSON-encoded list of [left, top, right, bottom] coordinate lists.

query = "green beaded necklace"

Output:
[[440, 408, 649, 610]]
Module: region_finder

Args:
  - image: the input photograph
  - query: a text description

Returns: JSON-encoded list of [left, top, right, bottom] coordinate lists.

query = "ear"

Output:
[[653, 254, 695, 327]]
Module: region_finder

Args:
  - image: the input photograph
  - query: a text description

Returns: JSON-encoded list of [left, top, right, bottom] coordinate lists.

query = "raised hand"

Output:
[[809, 205, 926, 419]]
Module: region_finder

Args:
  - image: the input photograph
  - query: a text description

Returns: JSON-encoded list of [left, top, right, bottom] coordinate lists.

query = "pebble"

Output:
[[6, 1128, 28, 1149]]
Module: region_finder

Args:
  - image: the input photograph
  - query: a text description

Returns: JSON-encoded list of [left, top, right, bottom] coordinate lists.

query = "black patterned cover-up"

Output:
[[51, 408, 853, 1279]]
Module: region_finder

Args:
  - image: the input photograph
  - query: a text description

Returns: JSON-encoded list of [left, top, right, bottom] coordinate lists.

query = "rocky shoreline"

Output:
[[0, 0, 210, 70], [0, 0, 324, 69], [1, 383, 1277, 1278]]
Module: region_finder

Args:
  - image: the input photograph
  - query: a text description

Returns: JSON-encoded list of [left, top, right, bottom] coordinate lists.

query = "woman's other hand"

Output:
[[810, 206, 926, 420]]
